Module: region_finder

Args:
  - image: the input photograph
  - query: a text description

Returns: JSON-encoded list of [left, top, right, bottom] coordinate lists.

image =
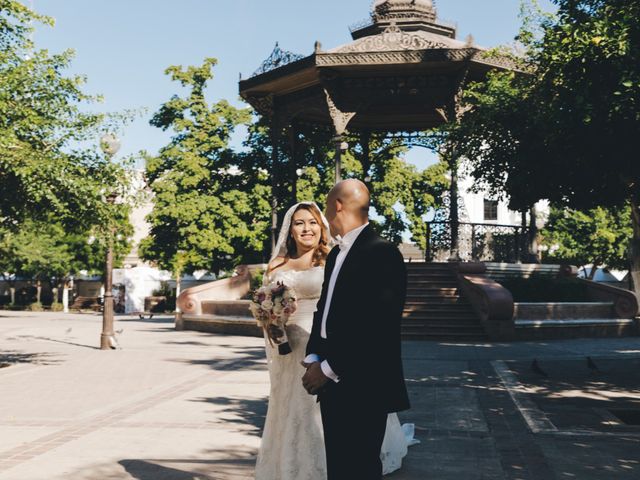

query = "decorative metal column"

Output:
[[448, 155, 461, 261], [269, 120, 281, 255], [324, 89, 356, 185], [288, 122, 298, 204], [101, 199, 116, 350], [99, 134, 120, 350]]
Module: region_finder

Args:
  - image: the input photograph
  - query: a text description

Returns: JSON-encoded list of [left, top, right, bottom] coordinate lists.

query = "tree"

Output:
[[0, 216, 132, 305], [448, 0, 640, 291], [1, 1, 131, 229], [140, 58, 267, 275], [540, 205, 632, 277]]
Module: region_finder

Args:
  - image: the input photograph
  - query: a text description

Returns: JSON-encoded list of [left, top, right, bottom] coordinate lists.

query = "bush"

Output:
[[250, 268, 265, 291], [497, 274, 590, 302], [27, 302, 44, 312], [151, 281, 176, 312], [0, 304, 25, 311], [243, 268, 265, 300], [50, 302, 64, 312]]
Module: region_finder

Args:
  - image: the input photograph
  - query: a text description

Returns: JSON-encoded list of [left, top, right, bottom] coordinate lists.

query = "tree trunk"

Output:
[[175, 272, 182, 313], [9, 287, 15, 306], [527, 206, 540, 263], [36, 280, 42, 304], [629, 196, 640, 297]]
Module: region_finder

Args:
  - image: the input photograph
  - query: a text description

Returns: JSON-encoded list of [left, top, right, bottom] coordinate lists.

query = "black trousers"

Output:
[[320, 387, 387, 480]]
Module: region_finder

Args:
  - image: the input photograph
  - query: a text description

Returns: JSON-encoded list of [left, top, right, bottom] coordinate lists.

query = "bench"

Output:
[[70, 296, 102, 312], [484, 262, 576, 282]]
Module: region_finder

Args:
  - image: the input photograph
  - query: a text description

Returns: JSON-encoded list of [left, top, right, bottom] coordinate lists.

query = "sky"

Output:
[[32, 0, 556, 169]]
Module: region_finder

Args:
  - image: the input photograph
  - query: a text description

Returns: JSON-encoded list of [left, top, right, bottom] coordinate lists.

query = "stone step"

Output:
[[402, 319, 484, 328], [407, 267, 453, 271], [407, 288, 460, 300], [406, 265, 452, 269], [407, 275, 457, 282], [403, 311, 478, 320], [405, 262, 451, 266], [513, 302, 616, 321], [404, 303, 472, 311], [405, 298, 469, 306], [401, 332, 487, 341], [407, 282, 458, 293], [408, 286, 459, 292]]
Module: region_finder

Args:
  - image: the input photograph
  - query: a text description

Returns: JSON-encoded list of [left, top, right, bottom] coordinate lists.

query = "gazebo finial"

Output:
[[373, 0, 436, 17], [352, 0, 452, 40]]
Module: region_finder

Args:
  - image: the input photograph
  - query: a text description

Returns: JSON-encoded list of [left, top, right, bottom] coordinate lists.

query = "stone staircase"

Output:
[[402, 263, 486, 341]]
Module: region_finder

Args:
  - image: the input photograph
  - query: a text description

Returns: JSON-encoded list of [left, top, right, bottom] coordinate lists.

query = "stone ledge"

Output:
[[514, 302, 615, 320], [515, 317, 639, 340], [179, 314, 262, 338], [516, 318, 635, 327]]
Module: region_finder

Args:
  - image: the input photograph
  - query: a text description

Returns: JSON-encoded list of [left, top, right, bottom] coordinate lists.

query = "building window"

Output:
[[484, 199, 498, 221]]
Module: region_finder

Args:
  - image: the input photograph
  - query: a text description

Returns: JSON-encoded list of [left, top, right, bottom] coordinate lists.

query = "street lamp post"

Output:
[[99, 134, 121, 350]]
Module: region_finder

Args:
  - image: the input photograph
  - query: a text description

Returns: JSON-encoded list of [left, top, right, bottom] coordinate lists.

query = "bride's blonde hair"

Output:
[[268, 204, 330, 274]]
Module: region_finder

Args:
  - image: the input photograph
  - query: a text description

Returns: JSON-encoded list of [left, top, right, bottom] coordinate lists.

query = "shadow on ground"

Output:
[[62, 450, 256, 480], [191, 395, 267, 436], [169, 345, 266, 372], [7, 334, 100, 350], [0, 349, 65, 365], [507, 357, 640, 432]]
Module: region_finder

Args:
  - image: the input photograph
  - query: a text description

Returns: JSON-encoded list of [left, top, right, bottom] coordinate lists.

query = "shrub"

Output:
[[50, 302, 64, 312], [151, 281, 176, 312], [27, 302, 44, 312], [250, 268, 265, 291]]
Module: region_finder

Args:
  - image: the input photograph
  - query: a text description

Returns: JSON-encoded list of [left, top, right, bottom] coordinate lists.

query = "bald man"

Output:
[[302, 179, 410, 480]]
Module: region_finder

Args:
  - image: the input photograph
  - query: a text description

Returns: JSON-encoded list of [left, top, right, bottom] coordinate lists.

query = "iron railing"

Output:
[[427, 221, 530, 263]]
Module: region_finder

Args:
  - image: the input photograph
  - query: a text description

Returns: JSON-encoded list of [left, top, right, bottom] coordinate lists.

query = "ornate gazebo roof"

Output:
[[239, 0, 516, 133]]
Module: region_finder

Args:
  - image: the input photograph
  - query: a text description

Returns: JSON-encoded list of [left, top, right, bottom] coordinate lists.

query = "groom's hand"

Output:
[[302, 362, 329, 395]]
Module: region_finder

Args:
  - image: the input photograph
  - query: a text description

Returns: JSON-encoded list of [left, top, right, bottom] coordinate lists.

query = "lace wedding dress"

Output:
[[255, 266, 410, 480]]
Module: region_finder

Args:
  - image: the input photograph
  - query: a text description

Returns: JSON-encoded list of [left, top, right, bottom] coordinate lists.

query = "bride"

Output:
[[254, 202, 411, 480]]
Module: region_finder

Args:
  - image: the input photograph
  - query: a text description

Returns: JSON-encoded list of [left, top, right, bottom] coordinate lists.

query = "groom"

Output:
[[302, 179, 410, 479]]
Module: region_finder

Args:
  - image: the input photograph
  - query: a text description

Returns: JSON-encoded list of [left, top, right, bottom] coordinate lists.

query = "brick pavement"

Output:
[[2, 311, 640, 479]]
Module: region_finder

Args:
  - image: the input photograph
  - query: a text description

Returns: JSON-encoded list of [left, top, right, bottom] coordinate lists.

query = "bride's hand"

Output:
[[267, 325, 284, 340]]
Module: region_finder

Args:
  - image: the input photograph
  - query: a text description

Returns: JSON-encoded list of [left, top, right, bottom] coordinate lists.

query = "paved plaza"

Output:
[[1, 311, 640, 479]]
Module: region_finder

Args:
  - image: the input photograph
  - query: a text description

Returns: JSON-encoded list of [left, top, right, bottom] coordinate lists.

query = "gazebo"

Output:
[[239, 0, 517, 257]]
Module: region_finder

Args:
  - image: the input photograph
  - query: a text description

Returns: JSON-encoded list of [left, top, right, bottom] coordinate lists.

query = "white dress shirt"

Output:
[[305, 222, 369, 383]]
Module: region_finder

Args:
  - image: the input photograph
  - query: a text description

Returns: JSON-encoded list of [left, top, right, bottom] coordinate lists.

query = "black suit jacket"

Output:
[[306, 224, 410, 413]]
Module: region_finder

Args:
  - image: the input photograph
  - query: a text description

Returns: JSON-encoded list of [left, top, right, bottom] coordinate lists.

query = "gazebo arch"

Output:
[[239, 0, 517, 256]]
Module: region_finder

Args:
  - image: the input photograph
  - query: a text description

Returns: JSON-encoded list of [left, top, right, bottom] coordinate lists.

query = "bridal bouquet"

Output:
[[249, 282, 297, 355]]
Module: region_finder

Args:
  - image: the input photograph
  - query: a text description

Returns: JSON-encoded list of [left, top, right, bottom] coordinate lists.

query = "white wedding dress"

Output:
[[255, 266, 411, 480]]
